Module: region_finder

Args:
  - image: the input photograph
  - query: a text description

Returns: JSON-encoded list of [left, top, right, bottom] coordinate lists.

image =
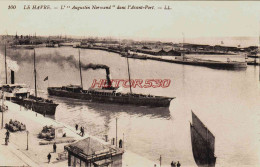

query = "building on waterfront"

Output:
[[164, 48, 182, 56], [136, 47, 182, 56], [64, 137, 123, 167]]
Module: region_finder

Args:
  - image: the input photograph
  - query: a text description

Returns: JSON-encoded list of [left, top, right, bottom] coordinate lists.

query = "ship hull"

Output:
[[48, 88, 173, 107], [6, 97, 58, 115], [190, 124, 216, 167], [172, 59, 247, 69]]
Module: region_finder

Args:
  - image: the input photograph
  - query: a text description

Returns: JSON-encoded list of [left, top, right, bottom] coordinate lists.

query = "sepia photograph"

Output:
[[0, 1, 260, 167]]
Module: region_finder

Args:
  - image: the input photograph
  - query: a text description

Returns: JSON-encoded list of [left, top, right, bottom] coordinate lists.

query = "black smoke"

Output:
[[6, 50, 112, 87], [81, 63, 111, 87]]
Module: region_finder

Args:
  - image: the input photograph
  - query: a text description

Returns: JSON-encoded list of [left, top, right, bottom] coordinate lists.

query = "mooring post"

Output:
[[26, 130, 29, 150]]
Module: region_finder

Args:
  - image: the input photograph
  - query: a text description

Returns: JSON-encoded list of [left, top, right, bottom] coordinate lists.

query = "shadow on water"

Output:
[[177, 63, 248, 71], [48, 95, 171, 119], [207, 66, 247, 71]]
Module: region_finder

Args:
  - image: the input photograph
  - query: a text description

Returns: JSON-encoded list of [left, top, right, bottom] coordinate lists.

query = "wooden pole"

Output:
[[182, 33, 185, 61], [258, 21, 260, 81], [259, 56, 260, 81], [78, 49, 83, 88], [26, 130, 29, 150], [159, 155, 162, 167], [1, 93, 4, 129], [1, 107, 3, 129], [5, 44, 7, 84], [33, 49, 37, 97], [126, 57, 132, 94], [116, 118, 118, 147], [123, 133, 124, 149]]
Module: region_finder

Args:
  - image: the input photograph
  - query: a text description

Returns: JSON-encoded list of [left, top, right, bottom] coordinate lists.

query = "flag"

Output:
[[44, 76, 48, 81]]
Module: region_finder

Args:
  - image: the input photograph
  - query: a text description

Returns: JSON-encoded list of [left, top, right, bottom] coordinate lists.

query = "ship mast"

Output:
[[78, 49, 83, 88], [259, 21, 260, 81], [33, 49, 37, 97], [4, 44, 7, 84], [126, 55, 132, 94], [182, 32, 185, 61]]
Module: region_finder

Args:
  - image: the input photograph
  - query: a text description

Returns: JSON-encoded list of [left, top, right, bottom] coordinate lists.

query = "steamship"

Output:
[[47, 49, 174, 107], [0, 48, 58, 115]]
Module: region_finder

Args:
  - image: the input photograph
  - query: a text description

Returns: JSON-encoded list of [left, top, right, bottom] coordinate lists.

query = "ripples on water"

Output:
[[2, 47, 260, 166]]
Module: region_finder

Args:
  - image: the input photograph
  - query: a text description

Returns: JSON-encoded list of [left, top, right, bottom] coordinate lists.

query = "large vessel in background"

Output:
[[190, 111, 216, 167], [0, 47, 58, 115], [48, 49, 174, 107]]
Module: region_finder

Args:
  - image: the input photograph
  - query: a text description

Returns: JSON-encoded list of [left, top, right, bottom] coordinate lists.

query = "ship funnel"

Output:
[[81, 63, 111, 88], [11, 70, 15, 84], [105, 68, 112, 87]]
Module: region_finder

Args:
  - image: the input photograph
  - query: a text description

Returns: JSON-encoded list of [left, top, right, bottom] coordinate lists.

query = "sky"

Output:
[[1, 1, 260, 46]]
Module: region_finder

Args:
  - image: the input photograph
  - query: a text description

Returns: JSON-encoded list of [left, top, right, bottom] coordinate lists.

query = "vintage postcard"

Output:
[[0, 1, 260, 167]]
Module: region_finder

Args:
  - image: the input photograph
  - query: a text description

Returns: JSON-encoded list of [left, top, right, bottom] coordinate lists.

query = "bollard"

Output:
[[105, 135, 108, 142], [26, 130, 29, 150]]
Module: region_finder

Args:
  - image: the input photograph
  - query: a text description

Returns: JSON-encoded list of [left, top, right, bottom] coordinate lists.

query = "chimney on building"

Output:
[[11, 70, 15, 84]]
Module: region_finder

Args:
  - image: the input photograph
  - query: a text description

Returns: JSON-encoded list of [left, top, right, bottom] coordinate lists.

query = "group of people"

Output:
[[75, 124, 85, 137], [47, 142, 57, 163], [111, 138, 123, 148], [171, 161, 181, 167]]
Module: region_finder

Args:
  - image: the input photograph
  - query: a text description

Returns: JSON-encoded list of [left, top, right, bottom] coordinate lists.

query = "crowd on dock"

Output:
[[171, 161, 181, 167], [5, 119, 26, 132]]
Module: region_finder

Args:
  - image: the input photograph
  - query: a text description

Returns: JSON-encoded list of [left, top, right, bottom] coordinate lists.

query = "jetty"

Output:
[[166, 57, 247, 69], [122, 52, 247, 70], [247, 61, 260, 65]]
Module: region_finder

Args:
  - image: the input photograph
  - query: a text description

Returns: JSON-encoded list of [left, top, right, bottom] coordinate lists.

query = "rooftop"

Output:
[[66, 137, 111, 156]]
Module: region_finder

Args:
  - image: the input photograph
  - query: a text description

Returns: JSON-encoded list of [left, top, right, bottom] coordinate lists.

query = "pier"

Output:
[[122, 53, 247, 70]]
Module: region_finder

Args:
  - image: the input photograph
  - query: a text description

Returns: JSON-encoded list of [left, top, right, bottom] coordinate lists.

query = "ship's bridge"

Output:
[[87, 87, 120, 94], [61, 85, 83, 93]]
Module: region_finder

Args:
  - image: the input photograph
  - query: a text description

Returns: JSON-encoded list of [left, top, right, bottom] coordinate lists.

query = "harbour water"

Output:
[[2, 47, 260, 166]]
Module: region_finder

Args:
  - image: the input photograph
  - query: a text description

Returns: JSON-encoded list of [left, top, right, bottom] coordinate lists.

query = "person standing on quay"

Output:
[[53, 143, 57, 153], [5, 130, 10, 142], [171, 161, 176, 167], [79, 127, 83, 136], [177, 161, 181, 167], [119, 139, 123, 148], [47, 153, 51, 163], [75, 124, 78, 131], [82, 127, 85, 136]]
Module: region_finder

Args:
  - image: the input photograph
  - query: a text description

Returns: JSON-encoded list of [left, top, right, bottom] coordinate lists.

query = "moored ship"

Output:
[[1, 47, 58, 115], [47, 49, 174, 107], [1, 84, 58, 115]]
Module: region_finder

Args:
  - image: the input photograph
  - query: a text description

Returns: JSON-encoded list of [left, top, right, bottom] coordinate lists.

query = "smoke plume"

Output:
[[81, 63, 111, 87], [6, 51, 79, 69], [6, 50, 112, 86]]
